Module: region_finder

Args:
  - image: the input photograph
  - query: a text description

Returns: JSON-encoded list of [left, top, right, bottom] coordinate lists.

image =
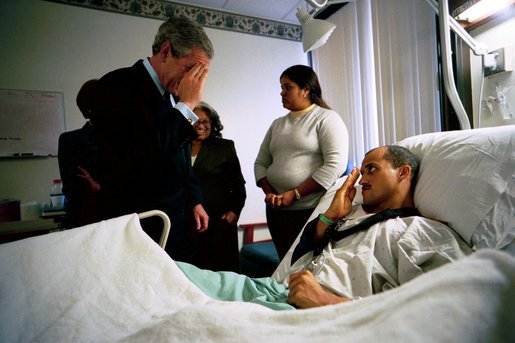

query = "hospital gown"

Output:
[[285, 206, 472, 298]]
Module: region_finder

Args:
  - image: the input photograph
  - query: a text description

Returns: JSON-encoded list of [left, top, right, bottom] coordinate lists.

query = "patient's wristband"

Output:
[[318, 213, 336, 226]]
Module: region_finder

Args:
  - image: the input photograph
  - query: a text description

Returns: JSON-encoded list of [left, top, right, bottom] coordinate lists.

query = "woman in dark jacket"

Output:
[[190, 102, 246, 272]]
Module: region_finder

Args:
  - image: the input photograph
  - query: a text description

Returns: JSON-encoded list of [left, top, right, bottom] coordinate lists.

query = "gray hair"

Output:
[[152, 16, 214, 59]]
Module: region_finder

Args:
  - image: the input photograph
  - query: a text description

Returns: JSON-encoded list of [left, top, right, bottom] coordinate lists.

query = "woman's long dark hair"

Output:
[[195, 101, 223, 138], [280, 65, 330, 109]]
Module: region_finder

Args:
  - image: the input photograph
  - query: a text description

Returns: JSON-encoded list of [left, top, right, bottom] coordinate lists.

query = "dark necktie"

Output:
[[163, 92, 173, 110]]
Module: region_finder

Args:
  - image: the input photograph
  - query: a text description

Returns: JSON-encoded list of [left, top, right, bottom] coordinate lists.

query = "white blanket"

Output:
[[1, 214, 513, 342]]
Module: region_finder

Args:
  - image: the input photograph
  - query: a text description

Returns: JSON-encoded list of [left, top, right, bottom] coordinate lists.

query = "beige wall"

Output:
[[0, 0, 307, 223]]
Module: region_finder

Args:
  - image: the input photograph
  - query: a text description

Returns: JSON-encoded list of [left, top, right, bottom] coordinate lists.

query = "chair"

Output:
[[239, 223, 280, 278]]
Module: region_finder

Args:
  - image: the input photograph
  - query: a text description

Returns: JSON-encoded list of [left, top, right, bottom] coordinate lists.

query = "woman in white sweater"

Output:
[[254, 65, 349, 260]]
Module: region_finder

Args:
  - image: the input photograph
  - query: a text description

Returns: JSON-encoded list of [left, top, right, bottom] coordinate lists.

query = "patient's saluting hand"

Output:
[[288, 270, 352, 309], [314, 168, 360, 241]]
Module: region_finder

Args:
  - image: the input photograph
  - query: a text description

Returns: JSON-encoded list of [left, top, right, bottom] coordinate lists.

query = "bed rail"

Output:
[[138, 210, 170, 249]]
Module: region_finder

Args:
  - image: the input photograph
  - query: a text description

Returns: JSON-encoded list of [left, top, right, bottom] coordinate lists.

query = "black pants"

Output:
[[188, 216, 240, 273], [266, 206, 314, 261]]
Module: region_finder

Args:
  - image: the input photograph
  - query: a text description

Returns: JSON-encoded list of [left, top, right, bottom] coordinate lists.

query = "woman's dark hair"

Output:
[[280, 65, 330, 109], [194, 101, 223, 138], [76, 79, 99, 119]]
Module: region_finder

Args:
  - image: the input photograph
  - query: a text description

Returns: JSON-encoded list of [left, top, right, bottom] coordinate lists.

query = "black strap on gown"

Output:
[[291, 207, 420, 265]]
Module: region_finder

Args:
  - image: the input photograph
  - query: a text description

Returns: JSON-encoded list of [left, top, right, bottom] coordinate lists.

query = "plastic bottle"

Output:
[[50, 179, 65, 208]]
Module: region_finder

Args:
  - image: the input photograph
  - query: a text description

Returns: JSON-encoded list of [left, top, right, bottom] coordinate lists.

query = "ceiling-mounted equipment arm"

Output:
[[425, 0, 488, 56], [429, 0, 479, 130]]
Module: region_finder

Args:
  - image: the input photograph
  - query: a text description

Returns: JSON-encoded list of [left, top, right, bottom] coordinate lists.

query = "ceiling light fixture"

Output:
[[306, 0, 329, 7], [455, 0, 513, 23], [297, 0, 356, 53], [296, 7, 336, 53]]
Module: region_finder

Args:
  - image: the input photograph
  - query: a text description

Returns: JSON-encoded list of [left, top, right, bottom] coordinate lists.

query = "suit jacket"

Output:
[[90, 60, 203, 221], [193, 137, 246, 217], [57, 122, 99, 228]]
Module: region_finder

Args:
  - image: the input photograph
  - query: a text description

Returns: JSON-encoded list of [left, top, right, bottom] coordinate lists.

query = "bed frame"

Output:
[[137, 210, 170, 249]]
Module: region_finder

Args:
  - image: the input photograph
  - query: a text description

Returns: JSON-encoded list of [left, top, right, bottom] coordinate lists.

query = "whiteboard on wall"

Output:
[[0, 89, 65, 157]]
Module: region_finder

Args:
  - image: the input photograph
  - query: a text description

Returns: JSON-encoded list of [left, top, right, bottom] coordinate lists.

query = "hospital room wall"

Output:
[[0, 0, 307, 224], [470, 15, 515, 128]]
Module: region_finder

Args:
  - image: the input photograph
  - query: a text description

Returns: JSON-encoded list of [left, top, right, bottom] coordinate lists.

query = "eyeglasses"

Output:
[[194, 119, 211, 127]]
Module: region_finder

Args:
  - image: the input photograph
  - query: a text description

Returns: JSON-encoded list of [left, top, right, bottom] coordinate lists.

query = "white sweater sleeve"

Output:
[[254, 124, 274, 184], [311, 110, 349, 189]]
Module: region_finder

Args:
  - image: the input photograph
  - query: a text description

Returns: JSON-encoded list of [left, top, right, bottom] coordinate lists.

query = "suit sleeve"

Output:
[[224, 140, 247, 216]]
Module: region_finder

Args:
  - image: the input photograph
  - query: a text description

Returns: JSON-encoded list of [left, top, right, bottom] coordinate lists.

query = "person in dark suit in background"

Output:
[[58, 79, 101, 229], [90, 16, 214, 263], [189, 102, 246, 272]]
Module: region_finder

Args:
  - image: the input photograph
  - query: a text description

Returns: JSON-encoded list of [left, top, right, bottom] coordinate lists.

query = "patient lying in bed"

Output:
[[179, 145, 471, 309]]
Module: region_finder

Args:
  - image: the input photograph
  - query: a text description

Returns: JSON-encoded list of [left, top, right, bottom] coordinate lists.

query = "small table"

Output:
[[0, 216, 64, 244]]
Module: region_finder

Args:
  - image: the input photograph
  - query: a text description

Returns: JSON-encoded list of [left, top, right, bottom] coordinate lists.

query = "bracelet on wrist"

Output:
[[318, 213, 336, 226], [294, 187, 302, 200]]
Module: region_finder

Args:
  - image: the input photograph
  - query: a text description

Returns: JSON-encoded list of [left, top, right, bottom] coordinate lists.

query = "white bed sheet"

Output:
[[1, 214, 513, 342]]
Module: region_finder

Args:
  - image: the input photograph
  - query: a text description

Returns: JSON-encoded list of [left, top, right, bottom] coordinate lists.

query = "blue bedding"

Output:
[[176, 262, 294, 311]]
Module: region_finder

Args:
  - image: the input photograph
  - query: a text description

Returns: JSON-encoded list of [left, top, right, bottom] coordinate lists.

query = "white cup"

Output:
[[50, 195, 65, 208]]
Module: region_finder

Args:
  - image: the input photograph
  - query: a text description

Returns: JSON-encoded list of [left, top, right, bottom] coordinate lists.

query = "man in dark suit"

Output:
[[90, 16, 213, 263]]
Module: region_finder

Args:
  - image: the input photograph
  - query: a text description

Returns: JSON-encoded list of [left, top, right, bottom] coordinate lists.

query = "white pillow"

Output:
[[396, 125, 514, 249]]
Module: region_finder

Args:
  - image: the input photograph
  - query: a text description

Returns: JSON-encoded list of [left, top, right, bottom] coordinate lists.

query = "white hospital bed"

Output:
[[1, 125, 513, 342]]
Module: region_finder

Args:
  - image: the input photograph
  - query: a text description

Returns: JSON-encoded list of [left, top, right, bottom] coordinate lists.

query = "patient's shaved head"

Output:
[[366, 145, 419, 191]]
